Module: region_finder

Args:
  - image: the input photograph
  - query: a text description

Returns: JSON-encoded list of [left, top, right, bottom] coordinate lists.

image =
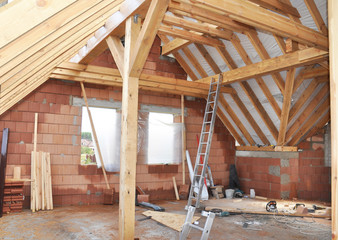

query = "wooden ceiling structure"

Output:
[[0, 0, 336, 238]]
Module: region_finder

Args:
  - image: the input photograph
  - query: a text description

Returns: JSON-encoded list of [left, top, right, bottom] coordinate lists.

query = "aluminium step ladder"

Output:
[[186, 74, 222, 209]]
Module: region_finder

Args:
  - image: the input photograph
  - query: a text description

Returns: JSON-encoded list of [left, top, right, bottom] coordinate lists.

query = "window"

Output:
[[81, 106, 121, 172], [147, 112, 181, 165]]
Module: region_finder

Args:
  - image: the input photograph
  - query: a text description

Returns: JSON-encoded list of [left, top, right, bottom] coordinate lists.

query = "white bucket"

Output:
[[225, 189, 234, 199], [250, 189, 255, 198]]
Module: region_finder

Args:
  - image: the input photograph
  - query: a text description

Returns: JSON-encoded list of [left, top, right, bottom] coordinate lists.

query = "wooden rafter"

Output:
[[236, 146, 297, 152], [194, 44, 220, 74], [129, 0, 168, 77], [231, 36, 282, 118], [304, 0, 328, 35], [247, 0, 300, 18], [301, 112, 330, 144], [158, 25, 223, 47], [286, 84, 329, 143], [106, 36, 125, 75], [198, 48, 328, 85], [161, 38, 190, 55], [78, 0, 147, 64], [162, 14, 234, 41], [219, 95, 255, 145], [273, 34, 287, 54], [293, 66, 328, 93], [288, 99, 329, 146], [277, 68, 295, 145], [182, 47, 208, 78], [188, 0, 328, 49]]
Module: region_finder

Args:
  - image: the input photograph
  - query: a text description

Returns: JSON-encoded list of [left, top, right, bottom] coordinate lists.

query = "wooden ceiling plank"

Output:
[[215, 108, 246, 146], [246, 31, 285, 94], [0, 0, 122, 80], [0, 0, 77, 49], [198, 48, 328, 85], [304, 0, 328, 35], [129, 0, 169, 78], [277, 68, 296, 145], [219, 95, 256, 145], [285, 83, 329, 142], [189, 0, 328, 49], [161, 38, 190, 55], [194, 44, 221, 74], [1, 0, 121, 98], [168, 1, 254, 34], [79, 0, 147, 64], [106, 36, 125, 76], [162, 14, 234, 40], [240, 81, 279, 141], [247, 0, 300, 18], [182, 47, 208, 78], [231, 93, 270, 145], [231, 36, 282, 118], [158, 34, 198, 80], [158, 25, 224, 47], [288, 101, 329, 146], [289, 79, 321, 122]]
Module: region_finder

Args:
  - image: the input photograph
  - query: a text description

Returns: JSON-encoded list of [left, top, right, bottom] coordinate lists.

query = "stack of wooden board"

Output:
[[2, 181, 24, 214], [31, 151, 53, 212]]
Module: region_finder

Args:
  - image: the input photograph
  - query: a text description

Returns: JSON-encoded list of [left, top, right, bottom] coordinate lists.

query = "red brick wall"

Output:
[[0, 37, 234, 207], [236, 132, 331, 202]]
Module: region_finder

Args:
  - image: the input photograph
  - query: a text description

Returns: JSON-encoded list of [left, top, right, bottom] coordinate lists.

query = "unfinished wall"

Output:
[[236, 132, 331, 202], [0, 36, 235, 207]]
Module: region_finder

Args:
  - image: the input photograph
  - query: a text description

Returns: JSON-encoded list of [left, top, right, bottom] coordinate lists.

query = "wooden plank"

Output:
[[47, 152, 53, 210], [30, 152, 35, 213], [41, 152, 45, 211], [329, 1, 337, 236], [198, 48, 328, 85], [215, 45, 237, 70], [158, 25, 224, 47], [248, 0, 300, 18], [240, 82, 279, 141], [181, 95, 186, 185], [78, 0, 146, 64], [80, 83, 110, 190], [293, 66, 328, 93], [106, 36, 125, 76], [304, 0, 328, 35], [142, 210, 200, 232], [286, 84, 329, 142], [236, 146, 297, 152], [119, 16, 141, 240], [277, 68, 295, 145], [189, 0, 328, 49], [168, 1, 254, 34], [36, 151, 41, 211], [161, 38, 190, 55], [32, 113, 38, 212], [0, 0, 76, 48], [219, 95, 255, 145], [0, 128, 9, 218], [162, 14, 234, 40], [172, 177, 180, 200], [301, 112, 330, 143], [129, 0, 169, 77], [231, 93, 270, 145]]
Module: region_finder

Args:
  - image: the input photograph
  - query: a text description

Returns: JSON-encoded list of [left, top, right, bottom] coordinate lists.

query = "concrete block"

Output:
[[281, 191, 290, 199], [280, 159, 290, 167], [269, 165, 280, 176], [281, 174, 290, 185]]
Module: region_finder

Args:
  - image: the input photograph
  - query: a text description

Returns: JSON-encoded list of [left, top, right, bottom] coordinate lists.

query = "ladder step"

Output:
[[203, 121, 211, 124], [189, 224, 204, 232], [207, 101, 215, 104]]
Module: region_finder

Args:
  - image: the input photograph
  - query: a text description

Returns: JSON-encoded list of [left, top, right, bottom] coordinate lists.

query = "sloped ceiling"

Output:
[[0, 0, 330, 149]]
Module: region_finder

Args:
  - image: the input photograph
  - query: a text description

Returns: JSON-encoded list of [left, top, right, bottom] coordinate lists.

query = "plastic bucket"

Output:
[[225, 189, 234, 199]]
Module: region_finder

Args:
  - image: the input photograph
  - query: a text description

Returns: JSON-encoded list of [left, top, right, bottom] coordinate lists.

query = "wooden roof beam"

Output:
[[106, 36, 125, 76], [181, 47, 208, 78], [277, 68, 295, 145], [161, 38, 190, 55], [158, 25, 224, 47], [194, 44, 220, 74], [293, 66, 329, 93], [188, 0, 328, 49], [197, 48, 328, 85], [162, 14, 234, 41], [236, 146, 297, 152], [78, 0, 147, 64], [304, 0, 328, 35], [247, 0, 300, 18]]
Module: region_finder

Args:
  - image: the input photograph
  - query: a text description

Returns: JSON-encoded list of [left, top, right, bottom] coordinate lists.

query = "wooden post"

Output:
[[181, 95, 186, 185], [119, 16, 141, 240], [173, 177, 180, 200], [80, 82, 110, 190], [329, 0, 338, 238]]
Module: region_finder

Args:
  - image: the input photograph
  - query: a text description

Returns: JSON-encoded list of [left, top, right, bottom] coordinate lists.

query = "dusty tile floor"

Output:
[[0, 200, 331, 239]]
